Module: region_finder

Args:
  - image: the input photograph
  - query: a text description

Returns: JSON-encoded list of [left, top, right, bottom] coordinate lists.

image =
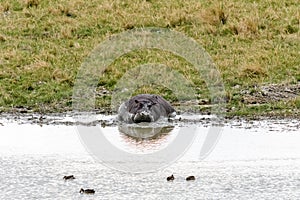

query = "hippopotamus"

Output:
[[118, 94, 176, 123]]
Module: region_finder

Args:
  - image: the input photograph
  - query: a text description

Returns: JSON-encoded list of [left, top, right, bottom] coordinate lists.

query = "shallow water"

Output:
[[0, 114, 299, 200]]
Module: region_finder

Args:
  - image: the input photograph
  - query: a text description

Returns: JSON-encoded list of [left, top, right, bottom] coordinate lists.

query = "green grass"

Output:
[[226, 98, 300, 117], [0, 0, 299, 116]]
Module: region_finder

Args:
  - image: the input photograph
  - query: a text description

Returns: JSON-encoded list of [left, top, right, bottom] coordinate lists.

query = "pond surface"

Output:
[[0, 114, 299, 200]]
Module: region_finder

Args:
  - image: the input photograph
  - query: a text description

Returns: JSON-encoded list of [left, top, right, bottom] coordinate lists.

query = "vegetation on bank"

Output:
[[0, 0, 299, 116]]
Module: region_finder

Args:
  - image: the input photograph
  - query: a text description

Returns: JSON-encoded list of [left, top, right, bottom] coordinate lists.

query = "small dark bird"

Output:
[[79, 188, 95, 194], [63, 175, 75, 180], [186, 176, 196, 181], [167, 174, 175, 181]]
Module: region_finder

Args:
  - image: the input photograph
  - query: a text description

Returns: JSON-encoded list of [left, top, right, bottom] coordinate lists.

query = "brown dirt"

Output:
[[241, 82, 300, 104]]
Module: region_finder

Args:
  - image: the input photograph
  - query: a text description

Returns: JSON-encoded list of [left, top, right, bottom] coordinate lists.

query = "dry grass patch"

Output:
[[240, 64, 266, 78]]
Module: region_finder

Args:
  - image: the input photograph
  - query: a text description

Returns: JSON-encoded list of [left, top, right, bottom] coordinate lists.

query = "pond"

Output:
[[0, 113, 299, 199]]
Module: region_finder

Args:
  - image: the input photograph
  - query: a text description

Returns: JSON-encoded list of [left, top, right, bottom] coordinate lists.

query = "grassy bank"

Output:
[[0, 0, 299, 116]]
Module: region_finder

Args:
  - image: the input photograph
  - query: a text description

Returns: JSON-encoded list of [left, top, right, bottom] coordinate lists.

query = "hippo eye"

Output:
[[147, 104, 152, 108]]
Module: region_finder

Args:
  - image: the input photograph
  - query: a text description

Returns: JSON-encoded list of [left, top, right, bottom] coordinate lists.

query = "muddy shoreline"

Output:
[[0, 111, 299, 133]]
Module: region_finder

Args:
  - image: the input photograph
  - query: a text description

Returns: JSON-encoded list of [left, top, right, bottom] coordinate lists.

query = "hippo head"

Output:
[[118, 94, 175, 123], [130, 99, 157, 123]]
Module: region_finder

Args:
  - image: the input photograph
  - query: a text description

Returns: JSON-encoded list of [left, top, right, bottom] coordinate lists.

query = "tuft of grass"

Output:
[[25, 0, 39, 8], [202, 5, 228, 26]]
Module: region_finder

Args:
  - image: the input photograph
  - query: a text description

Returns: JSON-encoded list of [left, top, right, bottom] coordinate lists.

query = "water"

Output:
[[0, 114, 299, 200]]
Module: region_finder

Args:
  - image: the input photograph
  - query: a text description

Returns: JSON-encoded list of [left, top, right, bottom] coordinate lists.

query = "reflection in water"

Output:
[[118, 123, 174, 140], [117, 123, 175, 153]]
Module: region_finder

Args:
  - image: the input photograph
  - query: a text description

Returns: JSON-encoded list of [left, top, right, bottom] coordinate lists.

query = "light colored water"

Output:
[[0, 114, 299, 200]]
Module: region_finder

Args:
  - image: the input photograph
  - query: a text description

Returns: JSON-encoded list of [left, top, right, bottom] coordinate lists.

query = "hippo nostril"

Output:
[[140, 111, 148, 116]]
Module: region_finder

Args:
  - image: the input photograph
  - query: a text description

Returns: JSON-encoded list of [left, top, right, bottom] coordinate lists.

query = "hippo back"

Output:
[[126, 94, 175, 116]]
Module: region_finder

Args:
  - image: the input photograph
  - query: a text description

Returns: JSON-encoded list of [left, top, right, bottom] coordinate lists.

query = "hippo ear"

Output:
[[151, 94, 158, 99], [135, 99, 139, 104]]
